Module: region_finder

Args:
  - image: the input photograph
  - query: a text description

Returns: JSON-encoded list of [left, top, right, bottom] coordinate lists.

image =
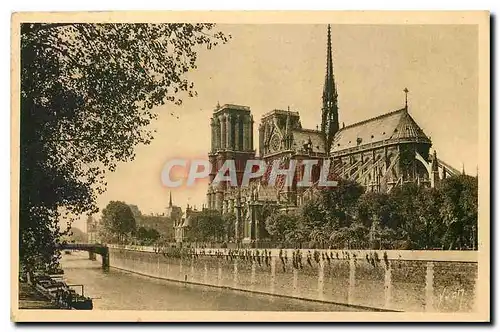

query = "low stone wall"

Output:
[[106, 245, 477, 312]]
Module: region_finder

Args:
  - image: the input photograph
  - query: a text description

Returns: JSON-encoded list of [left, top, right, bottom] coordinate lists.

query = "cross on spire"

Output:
[[403, 87, 409, 109]]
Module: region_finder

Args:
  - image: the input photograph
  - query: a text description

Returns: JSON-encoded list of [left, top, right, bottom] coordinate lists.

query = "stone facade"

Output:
[[107, 246, 478, 313], [174, 205, 202, 243], [206, 104, 256, 212], [197, 25, 460, 246], [137, 214, 175, 240]]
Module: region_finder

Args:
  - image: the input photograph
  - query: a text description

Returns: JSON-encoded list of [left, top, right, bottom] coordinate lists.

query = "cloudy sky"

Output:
[[74, 24, 479, 230]]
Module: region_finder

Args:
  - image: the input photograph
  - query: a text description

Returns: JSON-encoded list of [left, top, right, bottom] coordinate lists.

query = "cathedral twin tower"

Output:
[[206, 25, 339, 212], [207, 104, 256, 211], [209, 104, 254, 154]]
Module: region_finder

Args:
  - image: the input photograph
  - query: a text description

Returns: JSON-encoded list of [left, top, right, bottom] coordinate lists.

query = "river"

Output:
[[60, 253, 367, 311]]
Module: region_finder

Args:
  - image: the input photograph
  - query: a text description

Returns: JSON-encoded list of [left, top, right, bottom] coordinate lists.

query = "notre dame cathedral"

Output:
[[204, 25, 459, 245]]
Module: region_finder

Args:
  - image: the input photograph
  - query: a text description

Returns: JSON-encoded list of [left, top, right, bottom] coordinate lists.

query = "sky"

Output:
[[73, 24, 479, 230]]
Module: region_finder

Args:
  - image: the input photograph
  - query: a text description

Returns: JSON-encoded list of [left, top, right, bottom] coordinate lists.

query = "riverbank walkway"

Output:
[[18, 282, 61, 309]]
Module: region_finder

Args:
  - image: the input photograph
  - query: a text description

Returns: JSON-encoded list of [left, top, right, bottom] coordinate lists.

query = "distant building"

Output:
[[86, 215, 99, 243], [136, 193, 180, 241], [165, 192, 182, 221], [136, 214, 174, 240], [174, 204, 202, 243]]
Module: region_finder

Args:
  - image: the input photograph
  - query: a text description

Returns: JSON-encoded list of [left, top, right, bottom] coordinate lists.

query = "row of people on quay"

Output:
[[150, 245, 391, 271]]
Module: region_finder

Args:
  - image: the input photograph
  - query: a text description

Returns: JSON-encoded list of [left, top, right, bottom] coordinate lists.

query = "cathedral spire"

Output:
[[285, 106, 292, 149], [321, 24, 339, 154]]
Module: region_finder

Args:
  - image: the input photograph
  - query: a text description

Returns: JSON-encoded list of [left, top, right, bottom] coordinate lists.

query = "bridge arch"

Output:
[[59, 243, 110, 271]]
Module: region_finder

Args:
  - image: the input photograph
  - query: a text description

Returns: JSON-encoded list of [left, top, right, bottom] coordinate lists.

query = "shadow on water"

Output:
[[60, 253, 369, 312]]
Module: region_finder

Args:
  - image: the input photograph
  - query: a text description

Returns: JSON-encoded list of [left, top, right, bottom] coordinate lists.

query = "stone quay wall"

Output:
[[106, 245, 477, 312]]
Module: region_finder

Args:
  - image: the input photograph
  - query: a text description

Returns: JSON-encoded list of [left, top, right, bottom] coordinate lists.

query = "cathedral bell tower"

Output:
[[207, 104, 255, 212], [321, 24, 340, 154]]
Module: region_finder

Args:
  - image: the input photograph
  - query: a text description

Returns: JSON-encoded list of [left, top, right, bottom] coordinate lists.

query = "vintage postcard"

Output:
[[11, 11, 490, 322]]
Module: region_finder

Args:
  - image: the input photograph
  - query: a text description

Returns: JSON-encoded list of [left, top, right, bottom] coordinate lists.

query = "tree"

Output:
[[283, 224, 308, 248], [309, 227, 331, 249], [128, 205, 142, 219], [265, 211, 301, 244], [357, 192, 394, 228], [147, 228, 161, 243], [298, 180, 364, 247], [101, 201, 137, 243], [300, 196, 328, 230], [346, 222, 369, 249], [439, 175, 478, 249], [387, 183, 420, 247], [356, 191, 408, 249], [329, 227, 350, 249], [222, 212, 236, 242], [136, 226, 161, 245], [136, 227, 149, 241], [414, 187, 445, 249], [320, 179, 365, 226], [19, 23, 230, 272], [189, 210, 225, 242], [259, 203, 277, 240], [366, 220, 398, 249]]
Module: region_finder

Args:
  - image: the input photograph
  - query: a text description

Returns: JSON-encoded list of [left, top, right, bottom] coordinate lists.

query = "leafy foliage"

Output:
[[188, 210, 225, 242], [19, 23, 229, 272], [439, 175, 478, 249], [263, 175, 477, 250], [136, 226, 161, 245], [135, 214, 175, 241], [302, 179, 364, 228], [222, 212, 236, 241], [100, 201, 136, 243], [299, 180, 365, 248], [357, 192, 395, 228], [413, 187, 445, 249], [265, 211, 301, 244]]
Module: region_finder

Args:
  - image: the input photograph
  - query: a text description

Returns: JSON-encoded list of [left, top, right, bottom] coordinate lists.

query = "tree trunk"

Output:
[[448, 238, 456, 250]]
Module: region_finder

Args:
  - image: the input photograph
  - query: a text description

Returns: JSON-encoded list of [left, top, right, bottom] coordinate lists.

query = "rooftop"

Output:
[[331, 108, 431, 153], [213, 104, 251, 114], [291, 129, 326, 154], [261, 109, 300, 119]]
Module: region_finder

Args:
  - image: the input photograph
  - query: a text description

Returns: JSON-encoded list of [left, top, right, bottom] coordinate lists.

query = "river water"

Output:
[[61, 253, 367, 311]]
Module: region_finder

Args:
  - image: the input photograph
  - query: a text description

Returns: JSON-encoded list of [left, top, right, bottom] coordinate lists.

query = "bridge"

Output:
[[59, 243, 110, 271]]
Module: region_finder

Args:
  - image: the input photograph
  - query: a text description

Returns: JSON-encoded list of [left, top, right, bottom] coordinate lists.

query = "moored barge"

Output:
[[31, 273, 93, 310]]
